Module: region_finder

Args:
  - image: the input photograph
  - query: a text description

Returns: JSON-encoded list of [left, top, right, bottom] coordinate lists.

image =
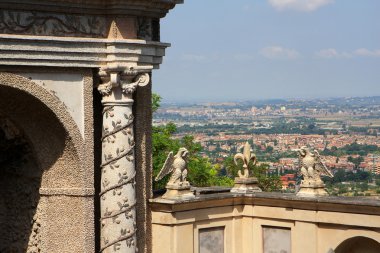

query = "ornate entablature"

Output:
[[0, 0, 183, 17], [0, 0, 182, 69]]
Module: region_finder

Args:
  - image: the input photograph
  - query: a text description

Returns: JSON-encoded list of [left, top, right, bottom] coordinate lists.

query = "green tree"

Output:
[[152, 94, 234, 190], [347, 156, 364, 168], [359, 182, 369, 192], [253, 163, 282, 192], [152, 93, 161, 113], [223, 158, 281, 192], [152, 123, 181, 189], [265, 146, 274, 153]]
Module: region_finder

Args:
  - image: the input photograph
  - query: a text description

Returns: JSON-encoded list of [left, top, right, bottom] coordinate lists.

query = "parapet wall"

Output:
[[150, 192, 380, 253]]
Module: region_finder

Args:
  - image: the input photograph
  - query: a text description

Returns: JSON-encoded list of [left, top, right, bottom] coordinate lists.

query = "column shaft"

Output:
[[98, 72, 149, 253]]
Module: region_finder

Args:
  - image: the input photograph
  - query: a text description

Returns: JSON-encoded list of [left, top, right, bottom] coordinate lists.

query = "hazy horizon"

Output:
[[153, 0, 380, 102], [159, 95, 380, 105]]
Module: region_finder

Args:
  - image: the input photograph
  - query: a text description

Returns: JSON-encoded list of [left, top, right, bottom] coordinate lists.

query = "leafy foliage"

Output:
[[321, 142, 380, 157], [152, 94, 234, 190], [223, 157, 282, 192], [152, 93, 161, 113], [324, 169, 372, 184]]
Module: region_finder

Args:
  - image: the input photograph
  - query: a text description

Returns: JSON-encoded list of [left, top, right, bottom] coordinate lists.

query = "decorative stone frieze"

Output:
[[98, 67, 150, 253], [136, 17, 160, 41], [0, 10, 107, 38]]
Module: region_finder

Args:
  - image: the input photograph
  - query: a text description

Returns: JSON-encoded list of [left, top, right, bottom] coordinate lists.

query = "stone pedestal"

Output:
[[296, 181, 329, 197], [162, 184, 195, 200], [231, 177, 262, 193]]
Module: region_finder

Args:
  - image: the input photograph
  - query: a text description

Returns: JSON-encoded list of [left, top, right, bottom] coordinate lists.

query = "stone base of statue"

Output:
[[231, 177, 262, 193], [162, 183, 195, 200], [296, 180, 329, 197]]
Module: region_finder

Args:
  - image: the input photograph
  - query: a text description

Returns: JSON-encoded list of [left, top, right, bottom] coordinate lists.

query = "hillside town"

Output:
[[154, 97, 380, 194]]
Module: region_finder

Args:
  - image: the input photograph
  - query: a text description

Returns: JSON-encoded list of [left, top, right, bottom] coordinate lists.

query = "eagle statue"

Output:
[[155, 148, 190, 187], [294, 146, 333, 184]]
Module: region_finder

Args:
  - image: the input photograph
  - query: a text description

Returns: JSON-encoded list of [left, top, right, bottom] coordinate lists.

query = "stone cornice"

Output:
[[0, 0, 183, 17], [0, 34, 169, 69], [149, 192, 380, 216]]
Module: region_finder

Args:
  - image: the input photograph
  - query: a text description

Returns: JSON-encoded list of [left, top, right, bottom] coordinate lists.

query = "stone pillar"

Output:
[[98, 68, 150, 253]]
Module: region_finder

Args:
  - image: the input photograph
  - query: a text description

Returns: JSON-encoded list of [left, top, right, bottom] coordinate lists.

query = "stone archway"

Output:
[[0, 117, 42, 252], [0, 73, 92, 252], [335, 236, 380, 253]]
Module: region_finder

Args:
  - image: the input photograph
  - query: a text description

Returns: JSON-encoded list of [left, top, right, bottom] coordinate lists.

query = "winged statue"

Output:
[[293, 146, 333, 184], [155, 148, 189, 187]]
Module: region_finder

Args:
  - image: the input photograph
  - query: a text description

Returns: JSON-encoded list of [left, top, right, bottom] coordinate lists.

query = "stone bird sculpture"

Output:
[[155, 147, 189, 187], [294, 146, 333, 184]]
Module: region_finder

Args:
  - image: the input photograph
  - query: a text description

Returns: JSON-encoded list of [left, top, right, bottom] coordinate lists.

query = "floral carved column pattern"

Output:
[[98, 69, 150, 253]]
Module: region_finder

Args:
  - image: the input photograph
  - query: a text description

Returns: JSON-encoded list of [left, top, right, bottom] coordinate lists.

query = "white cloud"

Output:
[[260, 46, 300, 59], [181, 54, 206, 62], [268, 0, 334, 12], [353, 48, 380, 57], [315, 48, 380, 59], [315, 48, 351, 59]]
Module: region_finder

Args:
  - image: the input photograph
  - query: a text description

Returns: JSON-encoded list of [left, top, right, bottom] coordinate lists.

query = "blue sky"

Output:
[[153, 0, 380, 102]]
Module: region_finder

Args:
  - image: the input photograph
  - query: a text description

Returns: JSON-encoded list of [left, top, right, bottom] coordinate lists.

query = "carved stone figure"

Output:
[[156, 147, 189, 187], [231, 142, 261, 193], [293, 146, 333, 197], [234, 142, 257, 178], [155, 148, 194, 199]]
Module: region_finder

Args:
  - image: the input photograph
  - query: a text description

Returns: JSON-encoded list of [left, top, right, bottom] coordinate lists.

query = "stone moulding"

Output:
[[0, 0, 183, 17], [39, 187, 95, 196], [0, 34, 170, 68]]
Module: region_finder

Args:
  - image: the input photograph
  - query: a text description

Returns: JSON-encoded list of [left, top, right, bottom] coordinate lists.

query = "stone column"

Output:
[[98, 68, 150, 253]]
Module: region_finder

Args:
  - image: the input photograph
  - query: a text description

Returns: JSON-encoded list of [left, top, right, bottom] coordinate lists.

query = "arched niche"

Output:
[[335, 236, 380, 253], [0, 72, 87, 252], [0, 72, 83, 188], [0, 117, 42, 252]]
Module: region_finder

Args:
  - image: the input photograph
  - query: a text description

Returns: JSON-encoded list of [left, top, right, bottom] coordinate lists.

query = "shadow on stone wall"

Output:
[[93, 86, 102, 253], [0, 117, 42, 252], [335, 236, 380, 253], [0, 83, 68, 252]]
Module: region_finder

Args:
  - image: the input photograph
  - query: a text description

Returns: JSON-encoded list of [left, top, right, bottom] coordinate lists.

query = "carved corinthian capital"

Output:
[[98, 70, 150, 101], [121, 73, 150, 95]]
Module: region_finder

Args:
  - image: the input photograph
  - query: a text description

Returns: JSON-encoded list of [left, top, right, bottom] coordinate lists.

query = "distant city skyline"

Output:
[[153, 0, 380, 103]]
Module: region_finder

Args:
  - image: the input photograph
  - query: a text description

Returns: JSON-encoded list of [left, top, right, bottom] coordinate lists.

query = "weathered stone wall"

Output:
[[134, 81, 153, 253], [0, 71, 95, 252], [150, 193, 380, 253]]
